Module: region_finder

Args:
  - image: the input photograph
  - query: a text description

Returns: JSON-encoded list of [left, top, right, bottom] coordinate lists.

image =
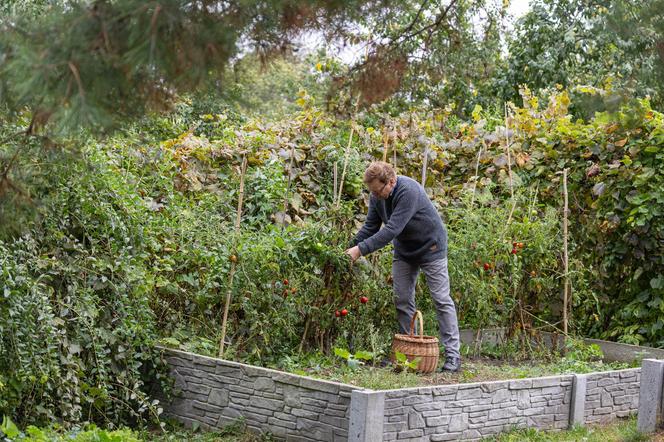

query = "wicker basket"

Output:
[[391, 310, 439, 373]]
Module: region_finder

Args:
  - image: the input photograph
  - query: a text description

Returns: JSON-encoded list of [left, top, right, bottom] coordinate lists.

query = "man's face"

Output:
[[367, 177, 395, 200]]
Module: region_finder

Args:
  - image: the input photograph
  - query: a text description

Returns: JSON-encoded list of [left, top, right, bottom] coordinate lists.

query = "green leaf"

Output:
[[395, 351, 407, 363], [1, 415, 20, 438], [354, 351, 374, 361], [275, 236, 285, 248], [334, 347, 350, 360]]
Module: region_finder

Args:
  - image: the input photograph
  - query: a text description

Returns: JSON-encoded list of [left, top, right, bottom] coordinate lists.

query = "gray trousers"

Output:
[[393, 257, 460, 358]]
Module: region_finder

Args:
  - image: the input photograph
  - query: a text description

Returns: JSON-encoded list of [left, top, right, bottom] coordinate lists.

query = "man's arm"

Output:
[[356, 191, 417, 256], [350, 197, 381, 247]]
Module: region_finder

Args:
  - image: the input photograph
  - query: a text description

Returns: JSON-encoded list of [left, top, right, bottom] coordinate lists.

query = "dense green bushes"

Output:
[[0, 140, 169, 427]]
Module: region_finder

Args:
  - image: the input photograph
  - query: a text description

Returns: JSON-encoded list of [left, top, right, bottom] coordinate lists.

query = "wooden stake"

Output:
[[382, 131, 389, 162], [421, 144, 429, 187], [333, 161, 338, 203], [505, 103, 514, 199], [218, 154, 248, 357], [336, 125, 355, 208], [562, 168, 570, 337], [470, 141, 484, 207], [503, 104, 517, 230], [282, 144, 296, 230]]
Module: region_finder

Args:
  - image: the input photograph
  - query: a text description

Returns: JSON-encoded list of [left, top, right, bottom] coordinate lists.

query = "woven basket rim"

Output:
[[393, 333, 439, 344]]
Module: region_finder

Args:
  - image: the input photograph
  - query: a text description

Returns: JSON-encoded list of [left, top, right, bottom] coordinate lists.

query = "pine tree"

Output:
[[0, 0, 388, 131]]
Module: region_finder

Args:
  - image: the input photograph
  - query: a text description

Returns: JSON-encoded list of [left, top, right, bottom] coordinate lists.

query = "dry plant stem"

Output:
[[299, 316, 311, 353], [521, 308, 568, 336], [218, 154, 248, 357], [562, 168, 570, 338]]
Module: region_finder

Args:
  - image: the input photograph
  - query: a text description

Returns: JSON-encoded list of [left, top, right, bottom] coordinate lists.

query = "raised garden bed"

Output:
[[157, 330, 659, 441]]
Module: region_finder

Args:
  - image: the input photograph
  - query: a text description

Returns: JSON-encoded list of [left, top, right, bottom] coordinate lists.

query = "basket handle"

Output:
[[408, 310, 425, 341]]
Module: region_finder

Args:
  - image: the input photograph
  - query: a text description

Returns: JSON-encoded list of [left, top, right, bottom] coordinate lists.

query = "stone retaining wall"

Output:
[[161, 348, 363, 441], [159, 348, 647, 441], [583, 368, 641, 424], [380, 376, 573, 441]]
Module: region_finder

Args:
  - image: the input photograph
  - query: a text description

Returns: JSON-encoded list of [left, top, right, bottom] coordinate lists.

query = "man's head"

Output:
[[364, 161, 397, 200]]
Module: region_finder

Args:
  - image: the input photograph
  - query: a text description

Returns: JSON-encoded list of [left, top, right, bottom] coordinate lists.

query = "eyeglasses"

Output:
[[370, 181, 389, 197]]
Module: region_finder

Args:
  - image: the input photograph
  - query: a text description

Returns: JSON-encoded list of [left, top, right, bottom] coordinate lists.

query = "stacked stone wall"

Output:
[[583, 368, 641, 424], [159, 348, 646, 441], [162, 349, 362, 441], [381, 376, 573, 441]]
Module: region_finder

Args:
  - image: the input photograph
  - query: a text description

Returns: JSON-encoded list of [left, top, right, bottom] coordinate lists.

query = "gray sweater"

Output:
[[351, 175, 447, 263]]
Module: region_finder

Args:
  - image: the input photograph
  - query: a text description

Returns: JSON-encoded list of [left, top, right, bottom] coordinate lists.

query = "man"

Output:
[[345, 161, 461, 372]]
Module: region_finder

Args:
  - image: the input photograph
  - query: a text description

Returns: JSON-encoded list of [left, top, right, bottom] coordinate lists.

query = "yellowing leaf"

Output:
[[472, 104, 483, 122]]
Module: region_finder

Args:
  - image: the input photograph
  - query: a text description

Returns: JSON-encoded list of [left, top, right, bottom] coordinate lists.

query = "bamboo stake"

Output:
[[505, 103, 514, 199], [336, 125, 355, 208], [333, 161, 338, 203], [218, 154, 248, 357], [562, 168, 570, 337], [281, 144, 296, 231], [504, 104, 518, 229], [421, 144, 429, 187], [470, 141, 484, 207], [336, 95, 362, 207], [382, 131, 389, 162]]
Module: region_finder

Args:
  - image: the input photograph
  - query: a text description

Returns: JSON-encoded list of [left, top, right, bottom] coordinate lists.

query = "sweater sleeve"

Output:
[[357, 189, 417, 256], [350, 197, 382, 248]]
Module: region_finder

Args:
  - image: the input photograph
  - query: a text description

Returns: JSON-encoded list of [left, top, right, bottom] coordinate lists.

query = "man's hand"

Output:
[[345, 246, 361, 262]]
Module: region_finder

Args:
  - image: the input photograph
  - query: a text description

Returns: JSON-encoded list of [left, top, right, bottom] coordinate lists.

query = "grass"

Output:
[[266, 340, 640, 390], [484, 417, 655, 441], [140, 418, 272, 442], [287, 354, 636, 390], [5, 414, 658, 441], [143, 417, 659, 442]]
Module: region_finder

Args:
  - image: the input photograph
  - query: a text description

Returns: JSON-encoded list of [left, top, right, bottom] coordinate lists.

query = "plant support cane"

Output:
[[562, 168, 570, 338], [336, 124, 355, 208], [218, 154, 248, 357]]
